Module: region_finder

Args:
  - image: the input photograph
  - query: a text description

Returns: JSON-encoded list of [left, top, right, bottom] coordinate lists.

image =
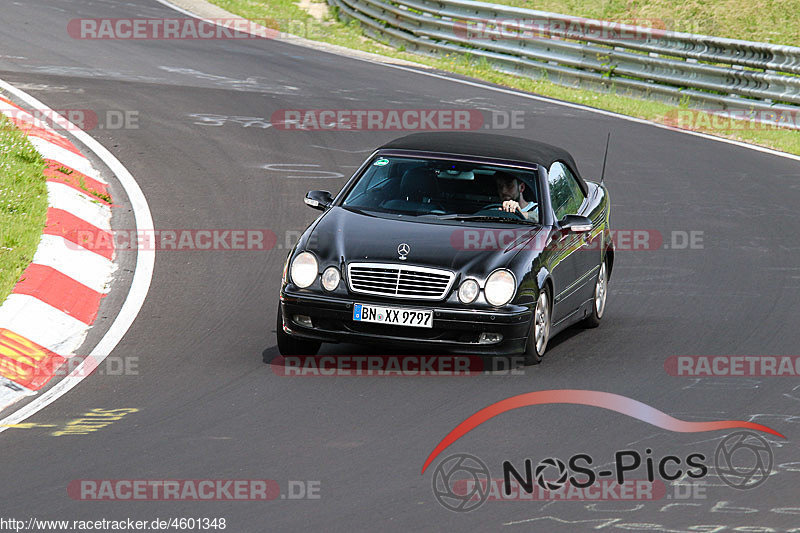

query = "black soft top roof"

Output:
[[379, 132, 586, 191]]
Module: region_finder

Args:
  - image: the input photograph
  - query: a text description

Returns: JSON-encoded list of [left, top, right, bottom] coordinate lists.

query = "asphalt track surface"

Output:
[[2, 0, 800, 531]]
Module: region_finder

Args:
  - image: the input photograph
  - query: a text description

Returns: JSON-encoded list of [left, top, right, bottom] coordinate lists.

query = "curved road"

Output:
[[2, 0, 800, 530]]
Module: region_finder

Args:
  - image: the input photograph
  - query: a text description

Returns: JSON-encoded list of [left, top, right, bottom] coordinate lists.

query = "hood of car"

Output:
[[306, 207, 545, 275]]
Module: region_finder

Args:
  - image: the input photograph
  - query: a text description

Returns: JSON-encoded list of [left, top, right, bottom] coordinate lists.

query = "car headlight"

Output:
[[290, 252, 318, 288], [321, 266, 340, 291], [484, 269, 516, 306], [458, 279, 479, 304]]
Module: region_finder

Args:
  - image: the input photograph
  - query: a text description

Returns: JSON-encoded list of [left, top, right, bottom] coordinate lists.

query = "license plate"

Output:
[[353, 303, 433, 328]]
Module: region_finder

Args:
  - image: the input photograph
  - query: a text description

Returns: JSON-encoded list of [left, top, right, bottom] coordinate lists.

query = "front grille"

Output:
[[347, 263, 455, 300]]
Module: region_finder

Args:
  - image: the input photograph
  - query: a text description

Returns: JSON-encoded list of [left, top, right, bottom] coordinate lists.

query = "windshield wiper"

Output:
[[431, 214, 538, 224]]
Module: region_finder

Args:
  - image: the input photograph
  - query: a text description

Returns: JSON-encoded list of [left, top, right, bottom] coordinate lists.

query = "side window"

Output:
[[548, 162, 585, 220]]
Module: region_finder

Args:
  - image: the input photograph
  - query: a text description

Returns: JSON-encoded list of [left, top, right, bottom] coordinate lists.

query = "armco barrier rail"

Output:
[[328, 0, 800, 124]]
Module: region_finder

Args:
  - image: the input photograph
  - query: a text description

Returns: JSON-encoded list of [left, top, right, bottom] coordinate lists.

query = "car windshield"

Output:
[[341, 156, 541, 224]]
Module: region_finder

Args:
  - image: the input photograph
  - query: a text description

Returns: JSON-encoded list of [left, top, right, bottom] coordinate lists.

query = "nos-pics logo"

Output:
[[431, 431, 774, 512]]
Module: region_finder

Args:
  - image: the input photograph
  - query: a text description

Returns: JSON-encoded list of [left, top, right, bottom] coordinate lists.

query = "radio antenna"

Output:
[[600, 132, 611, 186]]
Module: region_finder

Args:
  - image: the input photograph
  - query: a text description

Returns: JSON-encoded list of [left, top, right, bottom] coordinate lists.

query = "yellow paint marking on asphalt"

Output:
[[2, 408, 141, 434], [51, 408, 138, 436]]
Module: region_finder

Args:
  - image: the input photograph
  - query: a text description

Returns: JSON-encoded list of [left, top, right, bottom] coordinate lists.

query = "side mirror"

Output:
[[304, 190, 333, 211], [559, 214, 593, 233]]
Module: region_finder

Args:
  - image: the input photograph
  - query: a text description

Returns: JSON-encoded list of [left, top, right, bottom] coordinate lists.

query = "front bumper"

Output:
[[279, 290, 531, 355]]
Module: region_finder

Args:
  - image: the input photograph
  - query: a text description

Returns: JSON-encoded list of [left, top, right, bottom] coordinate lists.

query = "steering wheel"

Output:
[[479, 203, 527, 219]]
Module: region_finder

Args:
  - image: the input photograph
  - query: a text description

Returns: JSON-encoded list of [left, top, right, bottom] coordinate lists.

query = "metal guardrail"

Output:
[[327, 0, 800, 122]]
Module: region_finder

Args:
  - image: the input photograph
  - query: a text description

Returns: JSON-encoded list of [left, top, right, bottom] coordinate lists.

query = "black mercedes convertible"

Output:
[[277, 132, 613, 364]]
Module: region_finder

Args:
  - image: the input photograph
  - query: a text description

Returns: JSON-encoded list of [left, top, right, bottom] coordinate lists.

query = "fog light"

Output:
[[321, 266, 340, 291], [478, 332, 503, 344], [293, 315, 313, 328], [458, 279, 479, 304]]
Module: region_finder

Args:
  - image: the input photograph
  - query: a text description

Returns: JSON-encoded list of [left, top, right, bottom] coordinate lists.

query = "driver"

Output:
[[494, 171, 536, 220]]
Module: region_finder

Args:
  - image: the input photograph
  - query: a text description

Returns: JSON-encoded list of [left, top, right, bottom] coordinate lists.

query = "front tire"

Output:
[[523, 288, 551, 365], [276, 303, 321, 356], [583, 258, 608, 328]]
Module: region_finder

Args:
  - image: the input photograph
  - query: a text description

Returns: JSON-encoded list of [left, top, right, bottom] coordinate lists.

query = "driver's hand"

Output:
[[501, 200, 520, 213]]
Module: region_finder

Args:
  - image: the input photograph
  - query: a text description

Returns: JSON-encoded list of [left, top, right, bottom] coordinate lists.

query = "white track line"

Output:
[[0, 79, 155, 432], [153, 0, 800, 164]]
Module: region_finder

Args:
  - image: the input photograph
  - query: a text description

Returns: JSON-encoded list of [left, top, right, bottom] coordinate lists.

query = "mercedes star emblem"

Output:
[[397, 243, 410, 260]]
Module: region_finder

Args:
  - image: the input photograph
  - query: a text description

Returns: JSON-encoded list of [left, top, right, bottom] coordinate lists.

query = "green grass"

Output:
[[208, 0, 800, 156], [0, 114, 48, 306]]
